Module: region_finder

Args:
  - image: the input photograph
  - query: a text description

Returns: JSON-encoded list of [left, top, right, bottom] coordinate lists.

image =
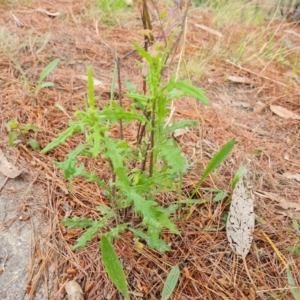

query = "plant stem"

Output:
[[149, 99, 156, 177], [116, 56, 123, 139]]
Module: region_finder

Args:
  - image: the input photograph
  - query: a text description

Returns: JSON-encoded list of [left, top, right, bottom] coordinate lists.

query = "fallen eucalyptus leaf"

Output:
[[226, 174, 255, 286], [227, 176, 255, 258]]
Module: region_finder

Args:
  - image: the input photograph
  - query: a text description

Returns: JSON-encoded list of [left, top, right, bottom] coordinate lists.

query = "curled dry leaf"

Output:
[[270, 105, 300, 120], [226, 176, 255, 258], [0, 149, 22, 178], [65, 280, 84, 300], [36, 8, 60, 17]]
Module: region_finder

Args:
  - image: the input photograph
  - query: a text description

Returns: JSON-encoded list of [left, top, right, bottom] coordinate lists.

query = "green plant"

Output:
[[96, 0, 131, 25], [42, 39, 210, 252], [8, 55, 59, 95], [41, 35, 237, 298], [34, 58, 60, 95], [6, 119, 40, 149], [98, 0, 127, 12]]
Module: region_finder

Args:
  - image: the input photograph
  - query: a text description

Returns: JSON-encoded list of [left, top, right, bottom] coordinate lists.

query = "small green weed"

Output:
[[6, 119, 40, 149], [98, 0, 127, 13], [97, 0, 131, 25], [8, 55, 59, 96]]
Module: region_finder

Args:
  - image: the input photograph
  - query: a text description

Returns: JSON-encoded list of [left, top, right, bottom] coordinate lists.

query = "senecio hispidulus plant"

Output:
[[41, 41, 209, 253], [40, 38, 237, 299]]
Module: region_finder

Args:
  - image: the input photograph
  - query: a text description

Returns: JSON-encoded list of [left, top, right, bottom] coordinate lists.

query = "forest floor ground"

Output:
[[0, 0, 300, 299]]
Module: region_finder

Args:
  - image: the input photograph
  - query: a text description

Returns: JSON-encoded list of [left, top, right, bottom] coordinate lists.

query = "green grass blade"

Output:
[[38, 82, 55, 90], [231, 165, 247, 189], [100, 236, 130, 300], [37, 58, 59, 88], [110, 59, 117, 103], [8, 54, 30, 90], [161, 266, 180, 300], [192, 138, 235, 197], [287, 268, 300, 300], [55, 103, 71, 118], [87, 66, 95, 109]]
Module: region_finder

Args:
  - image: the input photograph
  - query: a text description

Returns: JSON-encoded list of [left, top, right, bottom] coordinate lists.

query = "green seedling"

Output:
[[35, 58, 60, 95], [8, 55, 59, 95], [6, 119, 40, 150]]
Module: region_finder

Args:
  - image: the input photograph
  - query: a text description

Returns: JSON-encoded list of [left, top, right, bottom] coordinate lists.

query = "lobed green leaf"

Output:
[[41, 122, 82, 154], [62, 216, 95, 229], [163, 80, 209, 105]]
